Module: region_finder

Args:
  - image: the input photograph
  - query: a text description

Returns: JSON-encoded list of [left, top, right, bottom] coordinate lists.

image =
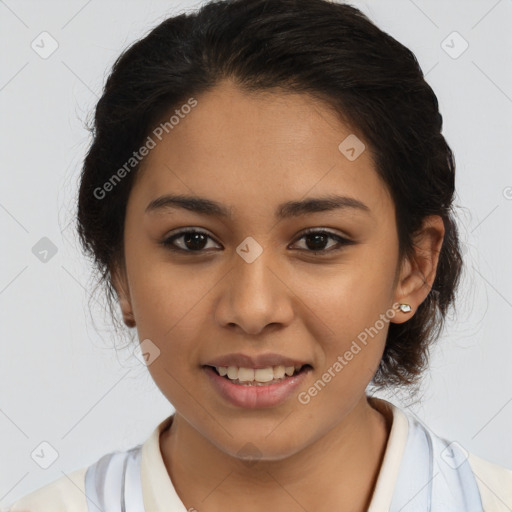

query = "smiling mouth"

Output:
[[204, 364, 312, 386]]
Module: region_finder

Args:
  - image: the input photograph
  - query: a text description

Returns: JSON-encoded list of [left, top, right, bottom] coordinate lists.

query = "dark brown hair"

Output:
[[77, 0, 463, 392]]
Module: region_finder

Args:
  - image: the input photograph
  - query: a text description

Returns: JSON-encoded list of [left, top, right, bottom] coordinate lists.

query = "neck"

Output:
[[160, 396, 392, 512]]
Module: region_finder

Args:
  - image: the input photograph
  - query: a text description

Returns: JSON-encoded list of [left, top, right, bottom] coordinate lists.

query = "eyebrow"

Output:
[[145, 194, 371, 219]]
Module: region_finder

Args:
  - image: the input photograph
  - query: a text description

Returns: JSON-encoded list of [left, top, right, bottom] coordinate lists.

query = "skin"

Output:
[[112, 79, 445, 512]]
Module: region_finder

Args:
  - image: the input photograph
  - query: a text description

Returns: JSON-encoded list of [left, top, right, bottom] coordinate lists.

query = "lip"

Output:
[[203, 352, 311, 369], [203, 365, 312, 409]]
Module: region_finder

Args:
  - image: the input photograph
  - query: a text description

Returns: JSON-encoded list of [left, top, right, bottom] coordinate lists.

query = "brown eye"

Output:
[[161, 228, 354, 256], [292, 229, 355, 254], [162, 229, 220, 253]]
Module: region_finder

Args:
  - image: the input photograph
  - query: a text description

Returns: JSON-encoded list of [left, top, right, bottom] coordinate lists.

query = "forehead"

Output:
[[131, 80, 394, 221]]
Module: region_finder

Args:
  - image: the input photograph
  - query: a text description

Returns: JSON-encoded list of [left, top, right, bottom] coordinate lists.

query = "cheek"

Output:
[[125, 232, 203, 324], [288, 250, 395, 380], [298, 274, 390, 403], [126, 253, 217, 363], [294, 256, 395, 336], [131, 269, 207, 336], [129, 265, 207, 397]]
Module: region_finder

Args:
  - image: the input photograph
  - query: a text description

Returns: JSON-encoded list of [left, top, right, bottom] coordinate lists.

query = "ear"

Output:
[[111, 261, 136, 328], [391, 215, 445, 324]]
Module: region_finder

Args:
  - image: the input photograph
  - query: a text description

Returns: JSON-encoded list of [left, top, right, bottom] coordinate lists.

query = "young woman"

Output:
[[7, 0, 512, 511]]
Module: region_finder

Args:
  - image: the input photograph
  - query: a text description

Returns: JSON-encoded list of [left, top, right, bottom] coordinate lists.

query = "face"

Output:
[[114, 80, 419, 460]]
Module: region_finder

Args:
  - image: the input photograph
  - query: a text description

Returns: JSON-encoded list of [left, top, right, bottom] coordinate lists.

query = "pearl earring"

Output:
[[398, 303, 412, 313]]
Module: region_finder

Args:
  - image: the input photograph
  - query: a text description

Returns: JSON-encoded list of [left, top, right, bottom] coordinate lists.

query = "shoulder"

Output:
[[5, 467, 88, 512], [467, 451, 512, 511], [377, 398, 512, 510]]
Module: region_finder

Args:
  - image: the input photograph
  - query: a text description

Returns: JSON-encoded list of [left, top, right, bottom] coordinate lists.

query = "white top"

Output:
[[5, 397, 512, 511]]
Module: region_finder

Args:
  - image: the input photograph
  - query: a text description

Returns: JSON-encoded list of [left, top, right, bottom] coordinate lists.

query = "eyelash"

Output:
[[160, 228, 354, 256]]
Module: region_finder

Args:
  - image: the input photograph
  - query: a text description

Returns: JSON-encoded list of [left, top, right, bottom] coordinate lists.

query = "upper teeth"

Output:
[[216, 365, 303, 382]]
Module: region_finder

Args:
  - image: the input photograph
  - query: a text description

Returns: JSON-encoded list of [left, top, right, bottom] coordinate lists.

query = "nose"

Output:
[[214, 246, 294, 335]]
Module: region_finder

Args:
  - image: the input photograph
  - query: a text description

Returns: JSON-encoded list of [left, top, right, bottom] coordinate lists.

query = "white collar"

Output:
[[140, 397, 408, 511]]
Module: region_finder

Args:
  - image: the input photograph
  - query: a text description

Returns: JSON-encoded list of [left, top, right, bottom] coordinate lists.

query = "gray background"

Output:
[[1, 0, 511, 506]]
